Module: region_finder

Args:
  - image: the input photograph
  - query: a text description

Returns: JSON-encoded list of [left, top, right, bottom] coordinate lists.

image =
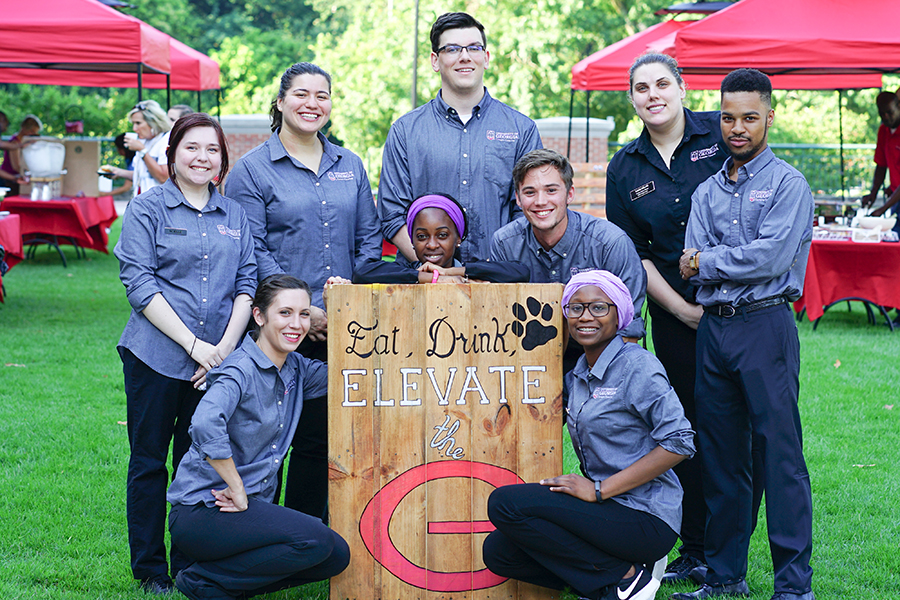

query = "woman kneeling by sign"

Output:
[[483, 270, 695, 600], [167, 275, 350, 600]]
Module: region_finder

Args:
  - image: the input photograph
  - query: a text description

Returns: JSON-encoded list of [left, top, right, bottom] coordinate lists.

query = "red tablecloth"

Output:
[[794, 239, 900, 321], [0, 195, 117, 254], [0, 213, 24, 303]]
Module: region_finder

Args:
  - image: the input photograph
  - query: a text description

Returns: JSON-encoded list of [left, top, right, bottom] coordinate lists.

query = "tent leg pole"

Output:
[[838, 89, 846, 199], [586, 90, 591, 163], [217, 89, 221, 120], [167, 76, 171, 111], [197, 90, 202, 113], [567, 89, 574, 159], [137, 65, 143, 102]]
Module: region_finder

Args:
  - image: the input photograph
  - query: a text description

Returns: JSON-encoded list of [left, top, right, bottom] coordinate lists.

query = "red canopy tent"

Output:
[[571, 19, 883, 92], [673, 0, 900, 77], [0, 38, 219, 93], [0, 0, 170, 89]]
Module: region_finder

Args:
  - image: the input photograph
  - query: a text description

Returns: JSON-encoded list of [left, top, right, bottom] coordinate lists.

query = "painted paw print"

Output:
[[511, 297, 558, 351]]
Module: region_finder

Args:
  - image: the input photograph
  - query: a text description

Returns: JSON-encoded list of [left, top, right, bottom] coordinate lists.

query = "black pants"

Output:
[[169, 499, 349, 597], [483, 483, 677, 600], [648, 301, 707, 560], [122, 349, 199, 581], [695, 305, 813, 594], [281, 337, 328, 520]]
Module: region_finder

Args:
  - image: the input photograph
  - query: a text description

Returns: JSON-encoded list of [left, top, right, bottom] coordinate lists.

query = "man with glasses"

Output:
[[379, 12, 543, 266], [491, 149, 646, 372]]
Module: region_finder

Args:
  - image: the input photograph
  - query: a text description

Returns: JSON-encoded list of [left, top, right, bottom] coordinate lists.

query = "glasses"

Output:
[[436, 44, 486, 56], [562, 301, 615, 319]]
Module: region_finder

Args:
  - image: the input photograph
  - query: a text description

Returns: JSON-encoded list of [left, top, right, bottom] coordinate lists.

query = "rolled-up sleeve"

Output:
[[626, 360, 696, 458], [189, 365, 244, 461], [115, 195, 162, 311]]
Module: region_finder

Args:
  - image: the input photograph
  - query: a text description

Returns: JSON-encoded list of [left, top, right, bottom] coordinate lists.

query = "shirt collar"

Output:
[[161, 178, 226, 213], [435, 87, 492, 118], [630, 108, 711, 157], [238, 332, 297, 384], [266, 130, 341, 168], [572, 335, 625, 382], [524, 209, 578, 258], [719, 145, 776, 183]]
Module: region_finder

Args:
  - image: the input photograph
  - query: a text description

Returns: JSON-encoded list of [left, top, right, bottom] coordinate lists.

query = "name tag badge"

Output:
[[164, 227, 188, 236], [629, 181, 655, 202]]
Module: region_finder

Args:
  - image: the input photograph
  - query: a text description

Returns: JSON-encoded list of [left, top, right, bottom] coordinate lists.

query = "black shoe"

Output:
[[661, 555, 708, 584], [608, 564, 659, 600], [670, 579, 750, 600], [175, 571, 234, 600], [140, 576, 174, 595], [771, 593, 815, 600]]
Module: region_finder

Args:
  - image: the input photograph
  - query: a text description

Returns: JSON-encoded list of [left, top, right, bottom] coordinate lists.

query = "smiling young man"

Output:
[[490, 149, 646, 370], [379, 12, 543, 266], [673, 69, 815, 600]]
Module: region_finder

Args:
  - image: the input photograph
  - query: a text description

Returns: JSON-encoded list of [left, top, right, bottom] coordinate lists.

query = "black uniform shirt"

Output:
[[606, 109, 727, 300]]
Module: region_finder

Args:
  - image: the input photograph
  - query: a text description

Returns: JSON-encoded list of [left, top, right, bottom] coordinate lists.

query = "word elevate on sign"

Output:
[[328, 283, 563, 600]]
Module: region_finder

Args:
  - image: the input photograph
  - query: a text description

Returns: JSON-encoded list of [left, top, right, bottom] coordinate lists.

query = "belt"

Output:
[[703, 296, 786, 318]]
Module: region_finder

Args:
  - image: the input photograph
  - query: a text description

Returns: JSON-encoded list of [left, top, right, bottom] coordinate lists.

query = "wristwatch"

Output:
[[595, 479, 605, 503], [689, 251, 700, 271], [135, 149, 148, 160]]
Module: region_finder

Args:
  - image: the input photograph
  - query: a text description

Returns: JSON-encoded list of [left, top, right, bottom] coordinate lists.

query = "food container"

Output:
[[851, 227, 881, 243], [857, 215, 897, 231], [21, 137, 66, 177]]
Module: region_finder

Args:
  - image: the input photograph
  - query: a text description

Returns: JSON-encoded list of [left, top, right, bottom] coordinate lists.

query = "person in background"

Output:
[[353, 193, 530, 284], [862, 91, 900, 230], [226, 62, 382, 521], [674, 69, 814, 600], [605, 52, 732, 585], [483, 270, 694, 600], [490, 149, 646, 372], [0, 114, 42, 196], [104, 133, 136, 198], [167, 274, 350, 600], [379, 11, 543, 266], [115, 113, 256, 594], [102, 100, 171, 198], [168, 104, 195, 125]]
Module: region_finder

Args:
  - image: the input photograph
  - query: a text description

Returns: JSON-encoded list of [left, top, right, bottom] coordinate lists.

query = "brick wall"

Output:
[[220, 115, 271, 163]]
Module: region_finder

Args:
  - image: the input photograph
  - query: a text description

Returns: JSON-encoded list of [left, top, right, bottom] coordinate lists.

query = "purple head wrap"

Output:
[[406, 194, 466, 241], [562, 270, 634, 331]]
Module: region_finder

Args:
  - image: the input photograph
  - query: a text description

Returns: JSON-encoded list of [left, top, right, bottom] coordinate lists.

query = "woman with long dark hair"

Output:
[[226, 62, 382, 519]]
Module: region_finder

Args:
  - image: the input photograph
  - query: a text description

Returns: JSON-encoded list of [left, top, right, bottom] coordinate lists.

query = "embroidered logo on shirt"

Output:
[[216, 224, 241, 240], [749, 188, 773, 202], [328, 171, 355, 181], [164, 227, 187, 236], [690, 143, 719, 162], [592, 386, 618, 399], [629, 181, 655, 201], [486, 130, 519, 142]]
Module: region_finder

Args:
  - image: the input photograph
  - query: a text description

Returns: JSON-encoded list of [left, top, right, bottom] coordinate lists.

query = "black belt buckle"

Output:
[[719, 304, 736, 318]]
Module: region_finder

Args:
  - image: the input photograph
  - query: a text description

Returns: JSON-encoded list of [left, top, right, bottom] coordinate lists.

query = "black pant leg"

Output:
[[647, 301, 706, 561], [284, 337, 329, 520], [169, 499, 349, 597]]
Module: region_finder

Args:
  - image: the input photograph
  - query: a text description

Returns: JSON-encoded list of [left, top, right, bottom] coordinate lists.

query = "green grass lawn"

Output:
[[1, 222, 898, 599]]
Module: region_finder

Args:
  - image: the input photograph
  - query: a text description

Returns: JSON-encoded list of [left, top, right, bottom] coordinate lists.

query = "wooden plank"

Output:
[[329, 283, 563, 600]]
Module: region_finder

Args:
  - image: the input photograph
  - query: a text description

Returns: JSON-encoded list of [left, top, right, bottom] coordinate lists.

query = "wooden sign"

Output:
[[328, 283, 564, 600]]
